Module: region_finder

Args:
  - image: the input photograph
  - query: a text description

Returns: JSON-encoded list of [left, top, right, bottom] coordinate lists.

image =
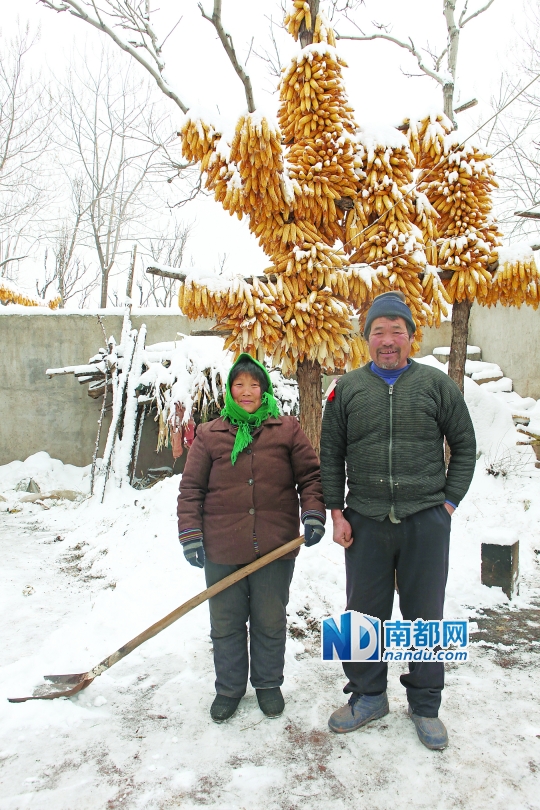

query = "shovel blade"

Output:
[[7, 674, 93, 703]]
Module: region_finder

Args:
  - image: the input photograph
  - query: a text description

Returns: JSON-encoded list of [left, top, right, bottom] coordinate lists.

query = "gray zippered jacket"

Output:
[[320, 360, 476, 521]]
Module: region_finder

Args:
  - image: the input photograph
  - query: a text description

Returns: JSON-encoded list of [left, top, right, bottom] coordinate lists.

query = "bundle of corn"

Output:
[[345, 127, 429, 349], [277, 43, 358, 244], [407, 111, 453, 169], [484, 245, 540, 309], [411, 191, 440, 267], [0, 279, 61, 309], [411, 114, 501, 304], [175, 8, 368, 374], [284, 1, 336, 46], [421, 265, 452, 325]]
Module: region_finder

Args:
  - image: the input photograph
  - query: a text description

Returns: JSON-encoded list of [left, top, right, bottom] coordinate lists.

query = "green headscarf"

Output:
[[221, 353, 280, 465]]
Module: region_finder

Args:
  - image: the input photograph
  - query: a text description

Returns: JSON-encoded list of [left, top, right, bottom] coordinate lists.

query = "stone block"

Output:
[[433, 345, 482, 364], [481, 540, 519, 599]]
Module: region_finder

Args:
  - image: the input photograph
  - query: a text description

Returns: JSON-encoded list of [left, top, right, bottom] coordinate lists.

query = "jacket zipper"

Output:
[[388, 384, 400, 523], [388, 384, 394, 500]]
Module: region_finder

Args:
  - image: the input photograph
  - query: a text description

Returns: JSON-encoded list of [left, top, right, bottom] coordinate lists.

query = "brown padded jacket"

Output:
[[177, 415, 325, 564]]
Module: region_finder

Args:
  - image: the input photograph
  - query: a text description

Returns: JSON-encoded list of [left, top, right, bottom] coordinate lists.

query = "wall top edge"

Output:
[[0, 307, 188, 317]]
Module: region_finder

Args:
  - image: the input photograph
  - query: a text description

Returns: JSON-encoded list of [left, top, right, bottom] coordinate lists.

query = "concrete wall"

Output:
[[416, 320, 453, 358], [468, 304, 540, 398], [418, 304, 540, 398], [1, 304, 539, 466], [0, 310, 214, 468]]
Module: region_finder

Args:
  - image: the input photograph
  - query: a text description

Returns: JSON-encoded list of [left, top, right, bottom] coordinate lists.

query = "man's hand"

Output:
[[444, 503, 455, 516], [331, 509, 353, 548]]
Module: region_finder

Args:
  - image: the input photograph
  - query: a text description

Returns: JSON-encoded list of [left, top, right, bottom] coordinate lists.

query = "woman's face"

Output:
[[231, 372, 263, 413]]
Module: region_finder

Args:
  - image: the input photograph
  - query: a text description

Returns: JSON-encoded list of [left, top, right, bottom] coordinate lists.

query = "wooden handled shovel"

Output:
[[8, 536, 305, 703]]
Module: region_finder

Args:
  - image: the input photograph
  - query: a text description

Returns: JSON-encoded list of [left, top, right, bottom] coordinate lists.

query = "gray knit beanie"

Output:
[[364, 291, 416, 338]]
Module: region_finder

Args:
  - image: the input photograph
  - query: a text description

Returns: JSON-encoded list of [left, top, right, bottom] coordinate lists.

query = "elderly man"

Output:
[[320, 291, 476, 750]]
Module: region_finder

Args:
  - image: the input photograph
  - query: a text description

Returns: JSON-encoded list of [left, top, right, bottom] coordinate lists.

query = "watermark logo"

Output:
[[321, 612, 381, 662], [321, 613, 469, 663]]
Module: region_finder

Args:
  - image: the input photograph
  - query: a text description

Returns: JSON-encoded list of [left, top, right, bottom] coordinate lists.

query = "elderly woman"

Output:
[[177, 353, 325, 722]]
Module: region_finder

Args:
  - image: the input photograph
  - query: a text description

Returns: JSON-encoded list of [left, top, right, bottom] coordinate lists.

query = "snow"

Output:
[[496, 242, 537, 266], [0, 452, 90, 497], [1, 369, 540, 808], [433, 345, 481, 356], [356, 122, 410, 154], [140, 335, 231, 427], [482, 377, 513, 393]]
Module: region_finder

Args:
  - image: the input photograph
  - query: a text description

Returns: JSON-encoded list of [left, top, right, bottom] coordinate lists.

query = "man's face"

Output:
[[368, 316, 414, 370]]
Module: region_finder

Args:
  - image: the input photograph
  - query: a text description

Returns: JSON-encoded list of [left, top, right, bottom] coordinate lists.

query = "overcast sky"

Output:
[[2, 0, 530, 290]]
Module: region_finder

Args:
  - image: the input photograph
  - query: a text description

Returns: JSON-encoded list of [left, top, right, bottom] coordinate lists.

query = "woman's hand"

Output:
[[331, 509, 353, 548], [303, 515, 325, 547], [180, 532, 205, 568]]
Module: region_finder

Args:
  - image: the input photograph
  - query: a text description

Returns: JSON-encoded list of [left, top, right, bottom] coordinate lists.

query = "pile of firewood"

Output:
[[46, 313, 299, 500], [45, 313, 230, 499]]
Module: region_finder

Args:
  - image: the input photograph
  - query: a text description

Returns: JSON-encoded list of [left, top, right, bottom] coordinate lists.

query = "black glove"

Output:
[[303, 515, 325, 547], [180, 532, 205, 568]]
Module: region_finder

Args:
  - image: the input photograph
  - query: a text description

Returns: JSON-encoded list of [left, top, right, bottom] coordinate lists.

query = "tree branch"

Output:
[[0, 255, 27, 269], [38, 0, 189, 113], [335, 31, 445, 84], [198, 0, 256, 112], [459, 0, 497, 28]]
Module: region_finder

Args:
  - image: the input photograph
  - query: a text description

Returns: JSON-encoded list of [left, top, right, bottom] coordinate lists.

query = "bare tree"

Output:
[[336, 0, 495, 125], [137, 220, 191, 306], [485, 4, 540, 243], [39, 0, 256, 114], [59, 48, 163, 306], [0, 26, 54, 278], [36, 248, 56, 300]]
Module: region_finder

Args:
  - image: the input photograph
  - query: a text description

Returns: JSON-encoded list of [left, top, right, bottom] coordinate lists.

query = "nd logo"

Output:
[[321, 612, 381, 662]]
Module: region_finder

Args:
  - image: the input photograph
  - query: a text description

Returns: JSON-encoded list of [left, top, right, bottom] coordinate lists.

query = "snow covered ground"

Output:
[[1, 370, 540, 809]]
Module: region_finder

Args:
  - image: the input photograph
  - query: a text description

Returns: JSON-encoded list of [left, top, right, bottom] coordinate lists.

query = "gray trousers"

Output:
[[343, 505, 451, 717], [204, 557, 295, 699]]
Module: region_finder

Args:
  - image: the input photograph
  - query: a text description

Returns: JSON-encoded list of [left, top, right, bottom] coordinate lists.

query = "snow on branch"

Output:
[[38, 0, 189, 113], [198, 0, 256, 112]]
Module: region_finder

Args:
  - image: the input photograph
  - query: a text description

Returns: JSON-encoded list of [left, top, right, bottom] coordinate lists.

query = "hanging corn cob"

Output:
[[484, 245, 540, 309], [344, 127, 430, 350], [176, 8, 369, 373], [0, 278, 61, 309], [175, 7, 513, 376], [410, 112, 502, 305]]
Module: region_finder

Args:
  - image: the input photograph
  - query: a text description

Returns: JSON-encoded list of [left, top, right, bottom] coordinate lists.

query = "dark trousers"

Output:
[[204, 558, 295, 699], [343, 505, 451, 717]]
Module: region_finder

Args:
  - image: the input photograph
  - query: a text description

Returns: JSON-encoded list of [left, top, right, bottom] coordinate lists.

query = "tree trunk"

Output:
[[447, 299, 472, 393], [296, 0, 324, 454], [100, 269, 108, 308], [299, 0, 320, 47], [441, 8, 470, 394], [297, 359, 323, 456]]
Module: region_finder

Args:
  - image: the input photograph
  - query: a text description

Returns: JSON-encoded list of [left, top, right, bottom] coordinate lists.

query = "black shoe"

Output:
[[210, 694, 241, 723], [256, 687, 285, 718]]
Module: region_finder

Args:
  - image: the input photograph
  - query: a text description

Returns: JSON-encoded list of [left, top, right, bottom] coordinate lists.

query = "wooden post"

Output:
[[297, 359, 322, 456]]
